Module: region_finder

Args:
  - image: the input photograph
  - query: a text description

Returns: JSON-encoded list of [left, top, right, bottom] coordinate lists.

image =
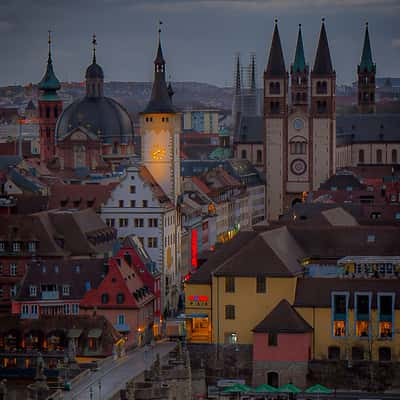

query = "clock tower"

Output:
[[140, 29, 180, 206]]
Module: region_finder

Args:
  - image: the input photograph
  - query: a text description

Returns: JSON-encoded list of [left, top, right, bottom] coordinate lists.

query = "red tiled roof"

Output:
[[139, 165, 173, 206], [49, 183, 117, 212], [190, 176, 211, 195]]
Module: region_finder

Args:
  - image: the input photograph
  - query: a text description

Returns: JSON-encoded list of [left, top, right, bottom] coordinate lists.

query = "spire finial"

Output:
[[158, 20, 163, 41], [366, 21, 368, 27], [322, 17, 325, 23], [299, 23, 301, 28], [274, 18, 278, 24], [47, 30, 52, 62], [92, 33, 97, 64]]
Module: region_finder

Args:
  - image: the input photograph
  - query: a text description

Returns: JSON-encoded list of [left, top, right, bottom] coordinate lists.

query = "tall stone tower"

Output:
[[265, 20, 336, 221], [232, 54, 242, 135], [310, 19, 336, 189], [264, 21, 288, 220], [140, 30, 181, 206], [38, 31, 62, 164], [358, 23, 376, 114]]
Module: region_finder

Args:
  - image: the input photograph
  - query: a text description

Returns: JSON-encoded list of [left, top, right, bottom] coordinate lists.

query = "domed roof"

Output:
[[56, 96, 134, 144], [86, 62, 104, 79]]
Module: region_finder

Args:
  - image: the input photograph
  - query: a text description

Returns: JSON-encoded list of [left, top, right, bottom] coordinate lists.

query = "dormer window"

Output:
[[12, 242, 20, 253]]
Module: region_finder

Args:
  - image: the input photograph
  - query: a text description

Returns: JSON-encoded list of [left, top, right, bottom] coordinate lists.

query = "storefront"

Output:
[[183, 313, 211, 343]]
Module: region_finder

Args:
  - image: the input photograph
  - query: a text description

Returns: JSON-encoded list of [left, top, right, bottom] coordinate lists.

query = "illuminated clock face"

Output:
[[151, 144, 166, 160], [294, 118, 304, 130], [290, 158, 307, 175]]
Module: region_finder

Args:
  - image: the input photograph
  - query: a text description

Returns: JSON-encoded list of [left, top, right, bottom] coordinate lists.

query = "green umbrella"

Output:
[[254, 384, 278, 393], [305, 384, 332, 394], [222, 384, 252, 393], [278, 383, 302, 393]]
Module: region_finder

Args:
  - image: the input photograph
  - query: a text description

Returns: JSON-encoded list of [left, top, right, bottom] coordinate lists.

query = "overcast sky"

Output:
[[1, 0, 399, 87]]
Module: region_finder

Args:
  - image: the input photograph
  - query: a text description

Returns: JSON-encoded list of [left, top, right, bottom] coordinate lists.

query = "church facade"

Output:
[[265, 20, 336, 221]]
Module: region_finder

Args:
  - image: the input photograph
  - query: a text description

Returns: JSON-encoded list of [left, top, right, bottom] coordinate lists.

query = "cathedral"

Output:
[[265, 19, 336, 220], [37, 34, 135, 170]]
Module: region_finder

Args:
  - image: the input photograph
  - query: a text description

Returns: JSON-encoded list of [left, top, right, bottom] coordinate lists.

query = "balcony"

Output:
[[41, 291, 59, 300]]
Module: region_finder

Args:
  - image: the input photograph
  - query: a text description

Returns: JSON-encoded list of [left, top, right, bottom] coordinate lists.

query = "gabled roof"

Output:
[[253, 299, 313, 333], [8, 169, 42, 193], [266, 22, 286, 77], [312, 20, 334, 75], [139, 165, 173, 206]]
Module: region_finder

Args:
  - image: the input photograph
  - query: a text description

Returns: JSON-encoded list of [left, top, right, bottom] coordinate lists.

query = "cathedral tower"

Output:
[[264, 20, 288, 220], [358, 23, 376, 113], [38, 31, 62, 164], [310, 19, 336, 189], [291, 25, 308, 110], [140, 29, 180, 206], [85, 34, 104, 98]]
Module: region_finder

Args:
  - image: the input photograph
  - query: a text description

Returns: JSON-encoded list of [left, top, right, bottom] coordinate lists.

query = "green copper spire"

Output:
[[38, 30, 61, 97], [359, 22, 375, 73], [292, 24, 307, 73]]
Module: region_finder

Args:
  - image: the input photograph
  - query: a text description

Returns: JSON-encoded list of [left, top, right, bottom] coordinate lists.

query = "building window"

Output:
[[106, 218, 115, 227], [148, 237, 158, 248], [10, 285, 17, 298], [134, 218, 144, 228], [256, 276, 266, 293], [28, 242, 36, 252], [29, 285, 37, 297], [268, 333, 278, 346], [148, 218, 158, 228], [142, 200, 148, 208], [119, 200, 124, 208], [9, 264, 17, 276], [31, 304, 38, 316], [269, 81, 280, 94], [71, 304, 79, 314], [355, 293, 371, 337], [225, 277, 235, 293], [332, 293, 347, 337], [101, 293, 109, 304], [255, 149, 263, 164], [378, 294, 393, 338], [64, 304, 70, 315], [241, 149, 247, 159], [130, 200, 136, 208], [22, 304, 29, 315], [130, 185, 136, 194], [328, 346, 340, 360], [316, 80, 327, 94], [290, 140, 307, 155], [376, 149, 383, 163], [0, 242, 4, 252], [117, 314, 125, 325], [352, 346, 364, 361], [62, 285, 70, 296], [12, 242, 20, 252], [225, 305, 235, 320], [379, 347, 391, 361], [0, 288, 3, 298], [358, 149, 365, 163], [367, 234, 375, 243], [392, 149, 397, 164], [116, 293, 125, 304], [119, 218, 128, 227]]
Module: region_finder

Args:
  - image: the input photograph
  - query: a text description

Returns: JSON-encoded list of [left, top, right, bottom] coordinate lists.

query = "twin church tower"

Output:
[[265, 20, 375, 220]]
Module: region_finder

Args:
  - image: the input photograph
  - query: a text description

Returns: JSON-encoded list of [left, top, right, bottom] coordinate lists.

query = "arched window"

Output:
[[256, 149, 262, 163], [241, 149, 247, 159], [101, 293, 109, 304], [392, 149, 397, 164], [359, 149, 365, 163], [377, 149, 383, 163], [267, 371, 279, 388], [290, 136, 307, 155]]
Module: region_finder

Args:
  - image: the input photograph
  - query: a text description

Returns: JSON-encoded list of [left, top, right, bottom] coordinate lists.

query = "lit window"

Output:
[[355, 294, 370, 337], [22, 304, 29, 315], [332, 294, 347, 337], [31, 305, 38, 315], [12, 242, 20, 252]]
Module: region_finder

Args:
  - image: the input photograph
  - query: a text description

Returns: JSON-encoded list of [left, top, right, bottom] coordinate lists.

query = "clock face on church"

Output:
[[290, 158, 307, 175], [151, 144, 166, 160], [293, 118, 304, 130]]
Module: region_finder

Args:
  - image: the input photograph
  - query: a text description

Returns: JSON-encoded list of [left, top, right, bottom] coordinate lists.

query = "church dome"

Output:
[[55, 96, 134, 144], [85, 62, 104, 79]]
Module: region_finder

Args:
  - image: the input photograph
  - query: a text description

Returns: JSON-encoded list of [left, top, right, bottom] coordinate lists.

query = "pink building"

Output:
[[252, 299, 312, 388]]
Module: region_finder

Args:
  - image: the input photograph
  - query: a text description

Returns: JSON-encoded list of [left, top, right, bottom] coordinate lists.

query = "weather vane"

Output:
[[92, 33, 97, 63]]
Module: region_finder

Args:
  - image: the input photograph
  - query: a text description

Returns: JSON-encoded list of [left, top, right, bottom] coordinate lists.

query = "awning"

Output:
[[67, 329, 83, 339], [87, 329, 102, 339], [179, 313, 208, 319], [114, 324, 131, 333]]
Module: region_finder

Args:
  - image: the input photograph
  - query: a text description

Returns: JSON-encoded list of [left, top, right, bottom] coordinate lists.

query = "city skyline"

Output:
[[0, 0, 399, 87]]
